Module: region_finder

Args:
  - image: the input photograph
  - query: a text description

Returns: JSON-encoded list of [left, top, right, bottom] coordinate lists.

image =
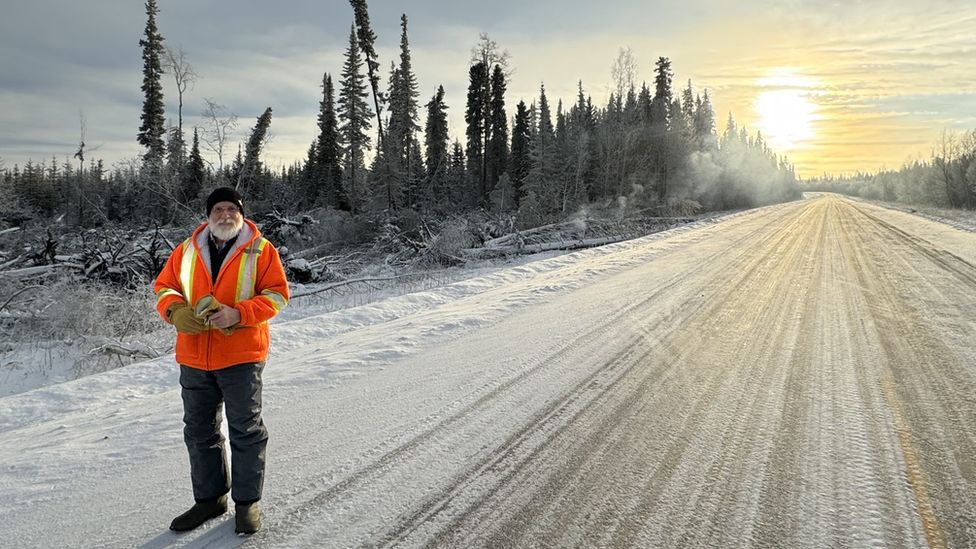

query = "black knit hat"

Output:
[[205, 187, 244, 216]]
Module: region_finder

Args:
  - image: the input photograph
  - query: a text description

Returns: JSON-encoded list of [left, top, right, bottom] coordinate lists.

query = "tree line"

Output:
[[803, 129, 976, 209], [0, 0, 799, 233]]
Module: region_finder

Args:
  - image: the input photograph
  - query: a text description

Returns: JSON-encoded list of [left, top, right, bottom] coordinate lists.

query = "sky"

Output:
[[1, 0, 974, 180]]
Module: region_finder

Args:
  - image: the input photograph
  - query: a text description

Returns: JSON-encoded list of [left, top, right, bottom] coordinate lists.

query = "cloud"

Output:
[[1, 0, 974, 179]]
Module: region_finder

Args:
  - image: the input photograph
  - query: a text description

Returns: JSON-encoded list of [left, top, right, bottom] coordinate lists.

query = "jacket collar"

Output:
[[190, 219, 261, 282]]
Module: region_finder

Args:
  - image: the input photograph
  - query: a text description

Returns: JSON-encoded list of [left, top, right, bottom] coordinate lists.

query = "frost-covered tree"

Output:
[[567, 81, 596, 204], [200, 98, 238, 176], [693, 89, 717, 150], [522, 83, 559, 218]]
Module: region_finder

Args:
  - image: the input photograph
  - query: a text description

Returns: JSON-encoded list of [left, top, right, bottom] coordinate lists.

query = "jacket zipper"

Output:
[[202, 230, 256, 370]]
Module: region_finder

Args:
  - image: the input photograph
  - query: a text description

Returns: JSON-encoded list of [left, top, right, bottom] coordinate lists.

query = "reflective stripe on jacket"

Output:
[[153, 219, 290, 370]]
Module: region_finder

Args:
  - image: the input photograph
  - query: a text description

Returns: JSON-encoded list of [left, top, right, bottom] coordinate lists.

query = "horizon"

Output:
[[1, 1, 974, 180]]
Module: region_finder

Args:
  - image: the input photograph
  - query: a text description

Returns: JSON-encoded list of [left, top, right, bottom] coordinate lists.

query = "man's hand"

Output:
[[167, 303, 207, 335], [208, 305, 241, 329]]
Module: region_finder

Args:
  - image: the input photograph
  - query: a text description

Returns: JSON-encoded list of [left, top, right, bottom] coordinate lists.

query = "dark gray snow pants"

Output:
[[179, 362, 268, 504]]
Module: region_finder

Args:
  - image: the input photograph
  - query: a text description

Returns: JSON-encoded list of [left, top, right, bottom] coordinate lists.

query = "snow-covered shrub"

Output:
[[666, 199, 703, 217], [422, 217, 481, 266], [295, 207, 371, 249], [4, 278, 159, 343], [286, 257, 315, 283]]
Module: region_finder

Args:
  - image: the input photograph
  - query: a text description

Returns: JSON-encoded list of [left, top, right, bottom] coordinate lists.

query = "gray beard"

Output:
[[209, 218, 243, 242]]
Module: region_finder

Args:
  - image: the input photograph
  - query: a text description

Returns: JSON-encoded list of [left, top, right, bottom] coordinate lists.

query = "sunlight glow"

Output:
[[754, 70, 819, 151]]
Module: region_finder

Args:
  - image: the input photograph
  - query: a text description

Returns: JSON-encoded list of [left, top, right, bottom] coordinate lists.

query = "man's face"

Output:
[[208, 201, 243, 241]]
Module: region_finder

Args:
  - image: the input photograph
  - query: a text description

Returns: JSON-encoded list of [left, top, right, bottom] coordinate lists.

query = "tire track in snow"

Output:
[[375, 201, 827, 547], [838, 199, 976, 548], [244, 195, 976, 548], [246, 202, 814, 548]]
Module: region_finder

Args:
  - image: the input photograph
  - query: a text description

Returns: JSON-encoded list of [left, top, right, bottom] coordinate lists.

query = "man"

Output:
[[154, 187, 289, 535]]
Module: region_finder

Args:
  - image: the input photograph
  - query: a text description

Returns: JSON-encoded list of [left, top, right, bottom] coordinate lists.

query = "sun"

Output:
[[754, 71, 818, 151]]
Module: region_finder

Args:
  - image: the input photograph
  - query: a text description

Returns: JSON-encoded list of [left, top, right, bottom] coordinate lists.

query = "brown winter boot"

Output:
[[235, 502, 262, 534], [169, 495, 228, 532]]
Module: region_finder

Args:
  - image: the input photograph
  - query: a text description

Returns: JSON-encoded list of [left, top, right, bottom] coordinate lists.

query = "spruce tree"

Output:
[[349, 0, 384, 148], [184, 127, 206, 203], [570, 81, 597, 202], [337, 25, 374, 213], [510, 100, 532, 204], [671, 97, 688, 134], [652, 56, 675, 200], [138, 0, 166, 166], [464, 62, 489, 207], [383, 61, 405, 206], [388, 14, 420, 171], [303, 141, 318, 208], [537, 85, 554, 142], [681, 80, 695, 126], [446, 140, 466, 208], [722, 112, 738, 149], [487, 65, 508, 193], [651, 57, 673, 130], [470, 34, 511, 205], [555, 100, 572, 212], [694, 89, 717, 150], [315, 73, 347, 210], [424, 86, 449, 209], [523, 84, 558, 216], [637, 84, 653, 125], [405, 139, 426, 211], [166, 125, 185, 183], [239, 107, 273, 198], [623, 87, 639, 125]]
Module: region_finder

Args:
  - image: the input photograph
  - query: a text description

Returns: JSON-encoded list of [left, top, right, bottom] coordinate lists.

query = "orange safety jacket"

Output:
[[154, 219, 290, 370]]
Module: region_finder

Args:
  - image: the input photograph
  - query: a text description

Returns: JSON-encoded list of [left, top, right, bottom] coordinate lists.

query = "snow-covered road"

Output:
[[3, 194, 976, 548]]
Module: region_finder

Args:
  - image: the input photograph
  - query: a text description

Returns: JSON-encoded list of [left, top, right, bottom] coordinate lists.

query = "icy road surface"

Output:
[[2, 194, 976, 548]]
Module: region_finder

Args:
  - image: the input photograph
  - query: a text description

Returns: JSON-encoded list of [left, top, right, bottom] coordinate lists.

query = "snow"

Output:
[[2, 194, 975, 548], [0, 208, 728, 547], [0, 211, 726, 435]]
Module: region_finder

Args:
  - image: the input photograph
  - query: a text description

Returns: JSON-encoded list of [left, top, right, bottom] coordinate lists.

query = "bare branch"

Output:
[[200, 97, 238, 172], [163, 46, 198, 137], [611, 46, 638, 99], [470, 32, 513, 78], [0, 285, 44, 313]]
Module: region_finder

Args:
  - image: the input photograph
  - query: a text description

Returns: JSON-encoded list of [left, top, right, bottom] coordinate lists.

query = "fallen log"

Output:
[[462, 234, 633, 259], [0, 263, 81, 279], [88, 341, 163, 360], [290, 273, 426, 299]]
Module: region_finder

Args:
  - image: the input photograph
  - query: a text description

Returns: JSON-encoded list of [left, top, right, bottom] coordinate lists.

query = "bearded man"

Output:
[[154, 187, 289, 535]]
